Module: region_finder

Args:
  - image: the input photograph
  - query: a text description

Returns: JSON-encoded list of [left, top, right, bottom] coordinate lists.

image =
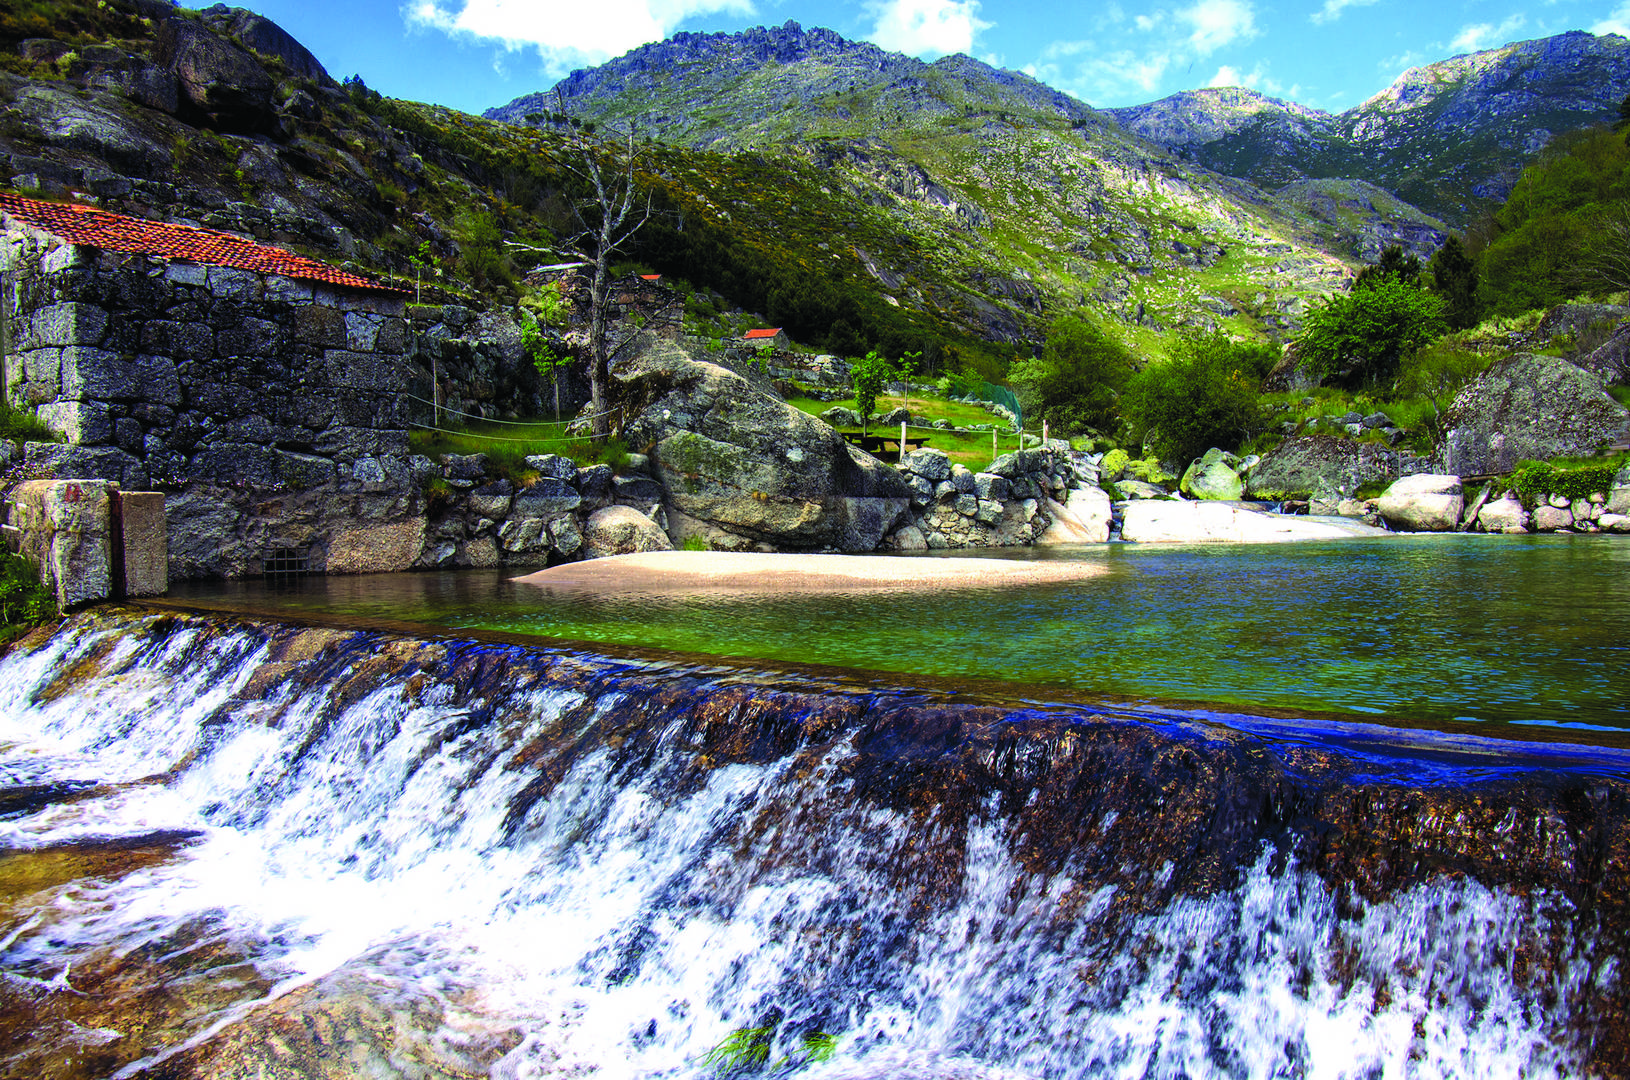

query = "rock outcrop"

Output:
[[1246, 436, 1397, 499], [1442, 353, 1630, 477], [618, 337, 912, 552], [1120, 501, 1387, 543]]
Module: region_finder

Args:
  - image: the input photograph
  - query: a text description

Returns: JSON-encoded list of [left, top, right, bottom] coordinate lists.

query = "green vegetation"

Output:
[[407, 420, 627, 481], [849, 351, 892, 434], [699, 1025, 837, 1074], [0, 398, 55, 442], [1429, 235, 1481, 330], [1474, 126, 1630, 316], [1296, 278, 1447, 388], [1009, 313, 1133, 436], [1123, 332, 1269, 464], [0, 549, 54, 644], [1506, 457, 1628, 508]]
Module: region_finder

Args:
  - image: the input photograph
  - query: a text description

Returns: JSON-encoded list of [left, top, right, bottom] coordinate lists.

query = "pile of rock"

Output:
[[1373, 466, 1630, 534], [885, 446, 1108, 548], [417, 452, 671, 570]]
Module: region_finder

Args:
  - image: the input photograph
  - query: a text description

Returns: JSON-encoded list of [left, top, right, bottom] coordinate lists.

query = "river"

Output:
[[1, 536, 1627, 1078]]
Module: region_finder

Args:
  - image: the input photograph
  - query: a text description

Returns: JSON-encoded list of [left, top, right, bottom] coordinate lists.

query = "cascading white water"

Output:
[[0, 614, 1615, 1079]]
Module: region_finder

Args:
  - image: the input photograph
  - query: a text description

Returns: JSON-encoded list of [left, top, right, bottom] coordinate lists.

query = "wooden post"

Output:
[[993, 427, 998, 463], [1042, 420, 1049, 448], [901, 421, 908, 459]]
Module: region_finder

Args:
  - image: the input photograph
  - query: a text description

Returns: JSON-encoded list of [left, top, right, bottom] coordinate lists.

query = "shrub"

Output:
[[1009, 313, 1133, 435], [0, 549, 54, 642], [1296, 278, 1447, 388], [1121, 332, 1264, 465], [1507, 459, 1624, 508], [0, 398, 54, 442]]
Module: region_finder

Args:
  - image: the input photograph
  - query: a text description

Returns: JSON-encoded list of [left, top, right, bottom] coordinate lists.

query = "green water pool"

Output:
[[167, 533, 1630, 738]]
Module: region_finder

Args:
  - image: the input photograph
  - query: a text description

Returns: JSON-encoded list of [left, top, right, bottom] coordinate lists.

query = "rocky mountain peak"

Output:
[[1106, 88, 1334, 147]]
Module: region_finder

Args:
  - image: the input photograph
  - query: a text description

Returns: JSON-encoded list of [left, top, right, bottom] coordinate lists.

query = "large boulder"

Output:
[[1179, 448, 1245, 501], [1441, 353, 1630, 476], [1038, 485, 1113, 544], [618, 338, 912, 551], [1260, 341, 1319, 393], [1376, 474, 1463, 532], [153, 19, 275, 132], [1245, 436, 1395, 499], [581, 505, 674, 559], [1477, 493, 1529, 533]]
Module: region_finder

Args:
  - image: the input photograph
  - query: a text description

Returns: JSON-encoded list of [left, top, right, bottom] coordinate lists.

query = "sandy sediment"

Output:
[[512, 551, 1107, 594]]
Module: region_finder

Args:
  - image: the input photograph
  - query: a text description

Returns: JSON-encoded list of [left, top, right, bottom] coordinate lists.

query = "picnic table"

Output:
[[842, 432, 928, 461]]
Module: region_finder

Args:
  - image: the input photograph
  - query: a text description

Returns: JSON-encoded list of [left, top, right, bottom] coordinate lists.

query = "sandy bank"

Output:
[[513, 551, 1108, 595]]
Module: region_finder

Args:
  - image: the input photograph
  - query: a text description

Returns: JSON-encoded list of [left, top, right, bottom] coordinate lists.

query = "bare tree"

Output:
[[1570, 204, 1630, 297], [549, 98, 652, 440]]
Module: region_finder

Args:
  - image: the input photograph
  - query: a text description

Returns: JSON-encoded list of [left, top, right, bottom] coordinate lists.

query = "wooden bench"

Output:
[[841, 432, 928, 461]]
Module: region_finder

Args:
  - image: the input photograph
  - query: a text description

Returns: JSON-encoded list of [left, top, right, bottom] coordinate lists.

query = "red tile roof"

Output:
[[743, 327, 783, 339], [0, 191, 406, 295]]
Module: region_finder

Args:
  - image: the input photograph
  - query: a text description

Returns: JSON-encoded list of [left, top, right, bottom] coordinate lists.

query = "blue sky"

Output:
[[247, 0, 1630, 115]]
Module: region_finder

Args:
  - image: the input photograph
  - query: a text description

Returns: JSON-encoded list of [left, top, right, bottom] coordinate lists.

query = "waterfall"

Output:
[[0, 608, 1625, 1079]]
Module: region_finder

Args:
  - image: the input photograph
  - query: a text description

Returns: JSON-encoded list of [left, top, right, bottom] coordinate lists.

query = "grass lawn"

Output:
[[784, 392, 1031, 469], [408, 420, 628, 482]]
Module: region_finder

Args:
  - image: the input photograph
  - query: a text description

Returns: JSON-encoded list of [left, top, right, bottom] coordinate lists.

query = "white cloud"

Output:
[[1026, 0, 1260, 106], [865, 0, 994, 59], [1180, 0, 1258, 55], [1207, 62, 1285, 93], [1309, 0, 1378, 26], [1595, 3, 1630, 35], [1450, 13, 1527, 53], [404, 0, 753, 75]]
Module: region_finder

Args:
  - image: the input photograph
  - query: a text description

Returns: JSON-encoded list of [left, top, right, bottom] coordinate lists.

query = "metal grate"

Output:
[[262, 547, 310, 579]]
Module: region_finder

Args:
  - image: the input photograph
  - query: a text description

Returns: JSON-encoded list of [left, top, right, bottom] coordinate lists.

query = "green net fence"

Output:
[[980, 382, 1023, 430]]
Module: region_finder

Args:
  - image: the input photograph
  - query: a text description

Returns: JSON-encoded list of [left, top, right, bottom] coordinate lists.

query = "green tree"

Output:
[[1429, 236, 1482, 330], [408, 241, 440, 305], [1008, 314, 1133, 436], [1352, 245, 1423, 292], [1122, 332, 1265, 465], [1617, 92, 1630, 133], [1476, 127, 1630, 315], [850, 350, 892, 436], [519, 311, 570, 419], [1297, 278, 1447, 388]]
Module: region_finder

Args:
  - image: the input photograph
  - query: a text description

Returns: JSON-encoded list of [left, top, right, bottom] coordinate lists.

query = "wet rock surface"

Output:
[[2, 607, 1628, 1077]]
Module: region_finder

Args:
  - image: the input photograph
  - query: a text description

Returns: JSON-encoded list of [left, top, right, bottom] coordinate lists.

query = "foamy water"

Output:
[[0, 615, 1613, 1078]]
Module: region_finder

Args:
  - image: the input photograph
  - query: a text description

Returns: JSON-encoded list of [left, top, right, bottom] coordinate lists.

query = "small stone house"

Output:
[[0, 189, 433, 577], [743, 327, 788, 349]]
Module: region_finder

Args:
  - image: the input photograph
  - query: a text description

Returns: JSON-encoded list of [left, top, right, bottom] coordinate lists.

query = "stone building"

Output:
[[0, 189, 432, 577]]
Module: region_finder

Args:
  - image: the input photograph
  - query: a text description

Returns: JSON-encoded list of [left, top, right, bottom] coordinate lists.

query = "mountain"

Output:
[[488, 21, 1448, 349], [1107, 31, 1630, 226]]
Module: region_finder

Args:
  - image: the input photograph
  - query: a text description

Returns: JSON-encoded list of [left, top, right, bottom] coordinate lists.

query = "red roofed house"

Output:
[[742, 327, 788, 349], [0, 190, 437, 578]]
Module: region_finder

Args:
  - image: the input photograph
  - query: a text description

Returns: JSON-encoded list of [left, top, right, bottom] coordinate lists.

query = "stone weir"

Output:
[[1, 606, 1627, 1077]]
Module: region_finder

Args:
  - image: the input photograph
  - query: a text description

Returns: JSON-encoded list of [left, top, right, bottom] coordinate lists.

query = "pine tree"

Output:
[[1429, 235, 1481, 330]]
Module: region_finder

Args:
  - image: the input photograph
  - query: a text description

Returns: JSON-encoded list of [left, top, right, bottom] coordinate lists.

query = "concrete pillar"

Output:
[[3, 481, 167, 610], [112, 490, 167, 598]]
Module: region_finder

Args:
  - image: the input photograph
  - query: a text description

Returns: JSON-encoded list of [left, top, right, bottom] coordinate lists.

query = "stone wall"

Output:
[[885, 446, 1103, 549]]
